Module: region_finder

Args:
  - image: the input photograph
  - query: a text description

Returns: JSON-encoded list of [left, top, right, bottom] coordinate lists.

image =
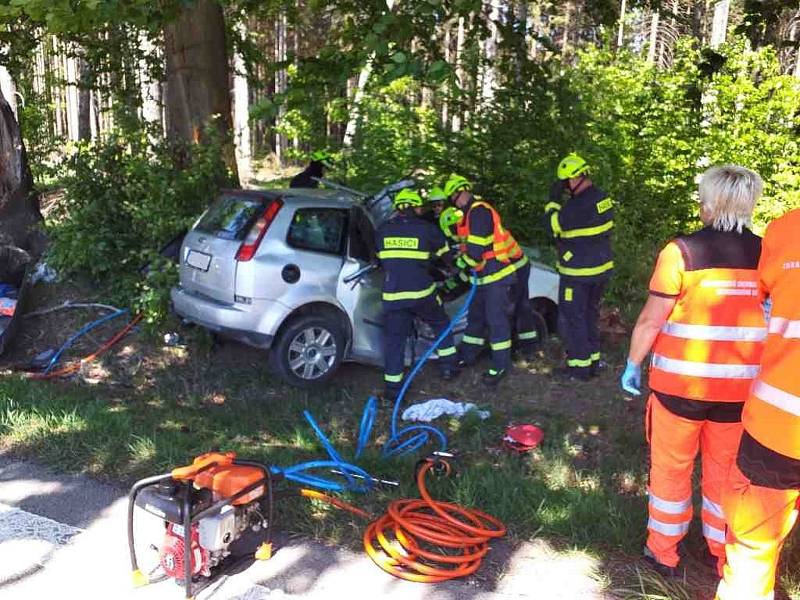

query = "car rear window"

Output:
[[286, 208, 348, 255], [195, 195, 267, 240]]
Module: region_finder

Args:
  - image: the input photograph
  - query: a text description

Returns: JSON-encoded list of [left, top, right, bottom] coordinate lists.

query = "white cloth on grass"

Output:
[[401, 398, 490, 423]]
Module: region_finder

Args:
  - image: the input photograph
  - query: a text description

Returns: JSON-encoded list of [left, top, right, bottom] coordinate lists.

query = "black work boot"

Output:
[[589, 360, 608, 378], [642, 548, 682, 578], [382, 387, 401, 404], [553, 366, 591, 382], [456, 352, 477, 370], [482, 368, 507, 387], [440, 365, 460, 381], [517, 343, 538, 361]]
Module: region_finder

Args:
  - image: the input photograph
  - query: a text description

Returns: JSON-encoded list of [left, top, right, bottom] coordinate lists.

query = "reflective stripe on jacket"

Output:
[[741, 208, 800, 462], [649, 228, 765, 402], [456, 200, 522, 285], [544, 184, 614, 281], [376, 213, 449, 306]]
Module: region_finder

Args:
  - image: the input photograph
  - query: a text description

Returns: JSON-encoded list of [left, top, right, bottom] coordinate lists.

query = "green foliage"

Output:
[[47, 130, 233, 324], [344, 77, 445, 191], [334, 38, 800, 315]]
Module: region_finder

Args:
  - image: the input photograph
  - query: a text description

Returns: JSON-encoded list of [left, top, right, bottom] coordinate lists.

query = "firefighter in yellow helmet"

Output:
[[444, 174, 525, 386], [544, 153, 614, 381], [375, 188, 458, 399]]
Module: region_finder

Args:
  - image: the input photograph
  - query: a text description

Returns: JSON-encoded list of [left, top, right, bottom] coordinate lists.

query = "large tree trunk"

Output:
[[0, 87, 45, 259], [0, 67, 17, 119], [163, 0, 238, 183], [343, 0, 397, 148], [77, 53, 92, 141]]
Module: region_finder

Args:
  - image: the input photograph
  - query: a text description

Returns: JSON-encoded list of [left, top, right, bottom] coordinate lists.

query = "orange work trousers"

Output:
[[715, 462, 799, 600], [646, 393, 742, 569]]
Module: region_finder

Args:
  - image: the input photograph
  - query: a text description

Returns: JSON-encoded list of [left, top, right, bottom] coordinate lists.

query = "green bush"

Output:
[[47, 130, 233, 324], [345, 76, 445, 191], [335, 38, 800, 317]]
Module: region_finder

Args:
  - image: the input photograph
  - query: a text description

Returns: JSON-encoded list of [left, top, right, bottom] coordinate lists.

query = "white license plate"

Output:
[[186, 250, 211, 271]]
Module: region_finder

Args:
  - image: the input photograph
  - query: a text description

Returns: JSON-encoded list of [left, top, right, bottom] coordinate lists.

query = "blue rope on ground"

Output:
[[42, 308, 129, 375]]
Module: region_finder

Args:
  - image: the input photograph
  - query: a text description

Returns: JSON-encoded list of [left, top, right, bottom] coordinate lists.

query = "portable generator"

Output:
[[127, 451, 276, 599]]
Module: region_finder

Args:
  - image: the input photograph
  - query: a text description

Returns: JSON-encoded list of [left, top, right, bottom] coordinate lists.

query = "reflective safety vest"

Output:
[[456, 201, 523, 271], [649, 228, 766, 402], [741, 209, 800, 461]]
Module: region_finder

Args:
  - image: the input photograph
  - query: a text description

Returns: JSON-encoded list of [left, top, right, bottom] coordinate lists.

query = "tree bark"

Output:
[[275, 11, 287, 165], [481, 0, 500, 104], [77, 53, 92, 141], [647, 11, 659, 65], [0, 87, 45, 257], [232, 22, 252, 182], [452, 15, 466, 132], [163, 0, 238, 182], [0, 67, 17, 120], [343, 0, 397, 148]]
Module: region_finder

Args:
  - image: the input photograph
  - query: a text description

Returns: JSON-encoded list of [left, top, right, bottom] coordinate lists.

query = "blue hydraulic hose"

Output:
[[355, 396, 378, 460], [274, 279, 479, 490], [271, 410, 374, 493], [381, 277, 479, 459], [42, 309, 129, 375]]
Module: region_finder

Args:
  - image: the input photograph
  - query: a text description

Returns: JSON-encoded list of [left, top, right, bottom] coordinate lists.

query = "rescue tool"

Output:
[[128, 451, 506, 596]]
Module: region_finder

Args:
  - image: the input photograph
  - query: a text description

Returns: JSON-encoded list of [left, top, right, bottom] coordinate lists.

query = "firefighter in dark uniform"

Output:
[[511, 244, 540, 359], [289, 150, 333, 189], [445, 174, 524, 387], [376, 188, 458, 400], [441, 202, 538, 358], [544, 153, 614, 381], [425, 185, 447, 225]]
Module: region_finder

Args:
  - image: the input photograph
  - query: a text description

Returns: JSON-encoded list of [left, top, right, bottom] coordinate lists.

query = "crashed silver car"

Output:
[[171, 181, 559, 387]]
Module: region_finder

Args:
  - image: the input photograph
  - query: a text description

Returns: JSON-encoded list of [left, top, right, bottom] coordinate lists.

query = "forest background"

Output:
[[1, 0, 799, 320]]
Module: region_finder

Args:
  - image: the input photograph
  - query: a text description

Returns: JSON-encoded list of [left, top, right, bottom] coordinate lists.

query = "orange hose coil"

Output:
[[363, 460, 506, 582]]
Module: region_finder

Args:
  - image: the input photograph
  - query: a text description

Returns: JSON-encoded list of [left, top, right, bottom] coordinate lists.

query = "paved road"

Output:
[[0, 455, 610, 599]]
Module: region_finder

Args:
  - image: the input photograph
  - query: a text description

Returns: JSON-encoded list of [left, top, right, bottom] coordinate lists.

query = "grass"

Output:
[[1, 309, 799, 598]]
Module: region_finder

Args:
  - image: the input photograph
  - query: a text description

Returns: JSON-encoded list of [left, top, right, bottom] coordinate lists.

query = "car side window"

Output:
[[348, 207, 376, 263], [286, 208, 348, 255]]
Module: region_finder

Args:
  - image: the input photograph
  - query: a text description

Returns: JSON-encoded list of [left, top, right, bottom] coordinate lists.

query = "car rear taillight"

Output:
[[236, 199, 283, 261]]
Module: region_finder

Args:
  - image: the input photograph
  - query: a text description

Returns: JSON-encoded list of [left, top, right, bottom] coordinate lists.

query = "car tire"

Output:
[[526, 307, 549, 349], [531, 298, 558, 335], [270, 313, 345, 388]]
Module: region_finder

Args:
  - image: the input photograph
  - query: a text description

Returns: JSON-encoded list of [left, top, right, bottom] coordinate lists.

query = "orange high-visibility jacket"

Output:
[[455, 200, 523, 271], [648, 227, 766, 402], [741, 209, 800, 464]]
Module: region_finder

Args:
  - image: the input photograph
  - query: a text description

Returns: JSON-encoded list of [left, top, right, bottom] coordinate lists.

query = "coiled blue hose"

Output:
[[277, 278, 478, 491], [43, 309, 129, 375], [271, 410, 373, 493], [381, 278, 477, 458]]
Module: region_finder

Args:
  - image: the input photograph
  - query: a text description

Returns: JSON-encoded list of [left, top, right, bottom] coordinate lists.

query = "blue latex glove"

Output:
[[621, 359, 642, 396]]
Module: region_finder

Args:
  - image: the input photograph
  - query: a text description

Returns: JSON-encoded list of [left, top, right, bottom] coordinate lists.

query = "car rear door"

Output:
[[336, 207, 384, 365], [180, 192, 269, 303]]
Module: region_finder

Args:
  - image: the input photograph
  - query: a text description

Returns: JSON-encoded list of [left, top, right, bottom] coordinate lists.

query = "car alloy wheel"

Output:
[[287, 326, 338, 380]]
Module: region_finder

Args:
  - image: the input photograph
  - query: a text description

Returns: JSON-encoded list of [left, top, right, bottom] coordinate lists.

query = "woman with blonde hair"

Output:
[[620, 165, 767, 576]]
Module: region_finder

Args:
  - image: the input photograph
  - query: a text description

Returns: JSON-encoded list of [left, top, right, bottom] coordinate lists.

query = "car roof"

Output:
[[221, 188, 356, 207], [223, 187, 359, 210]]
